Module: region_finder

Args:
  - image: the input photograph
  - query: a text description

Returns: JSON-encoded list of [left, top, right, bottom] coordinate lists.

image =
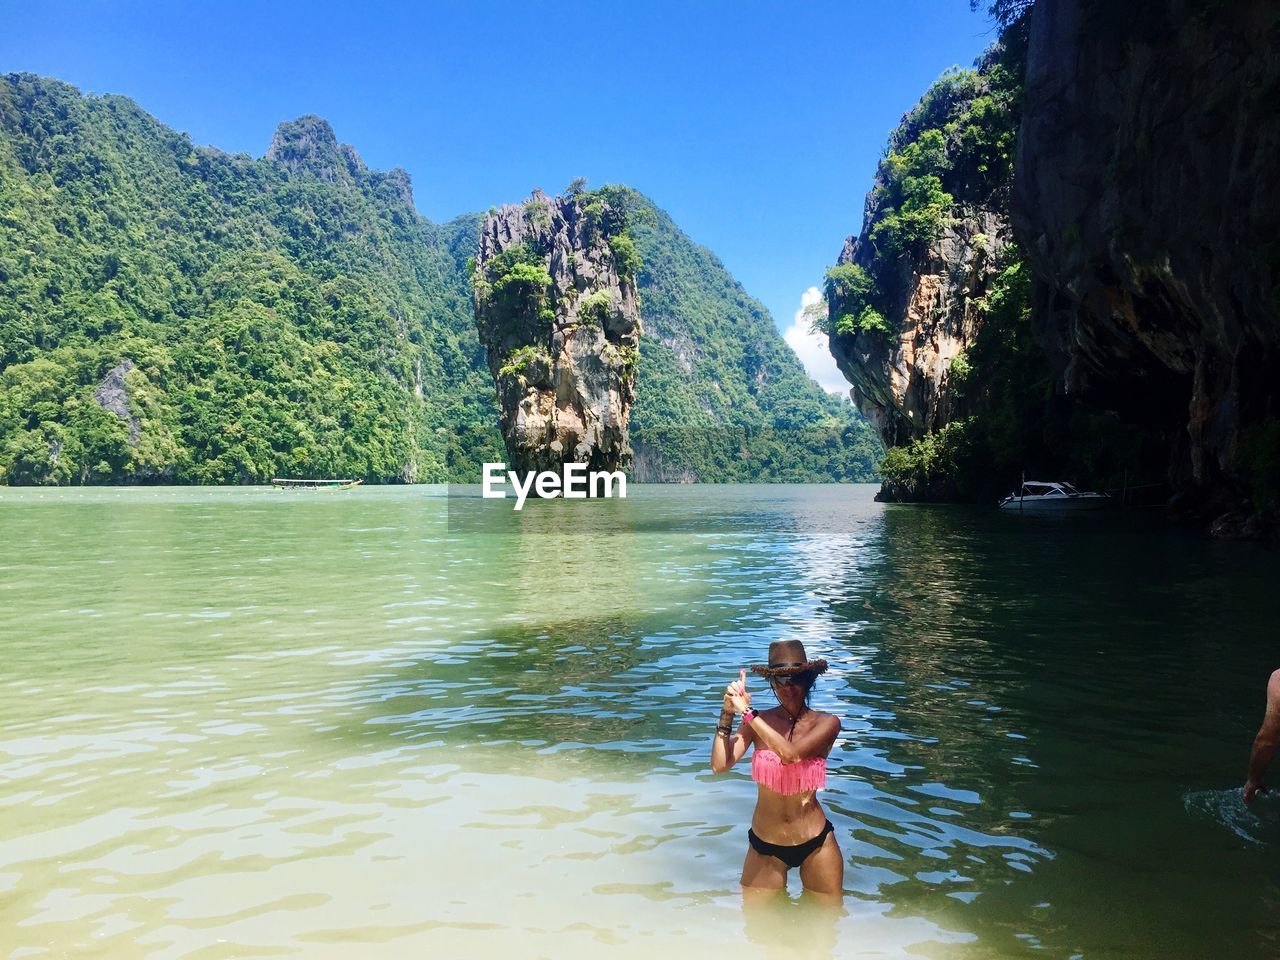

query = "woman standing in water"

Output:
[[711, 639, 843, 900]]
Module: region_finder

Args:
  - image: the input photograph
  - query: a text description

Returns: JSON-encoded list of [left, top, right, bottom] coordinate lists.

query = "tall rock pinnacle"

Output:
[[473, 187, 642, 476]]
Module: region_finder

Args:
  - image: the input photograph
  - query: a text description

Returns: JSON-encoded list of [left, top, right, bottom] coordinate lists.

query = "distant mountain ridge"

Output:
[[0, 73, 879, 484]]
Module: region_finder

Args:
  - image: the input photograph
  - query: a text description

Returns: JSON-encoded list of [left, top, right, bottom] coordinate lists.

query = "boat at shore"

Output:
[[999, 480, 1109, 511], [271, 478, 364, 491]]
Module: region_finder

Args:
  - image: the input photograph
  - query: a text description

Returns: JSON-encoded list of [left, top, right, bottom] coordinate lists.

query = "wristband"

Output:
[[741, 710, 756, 726]]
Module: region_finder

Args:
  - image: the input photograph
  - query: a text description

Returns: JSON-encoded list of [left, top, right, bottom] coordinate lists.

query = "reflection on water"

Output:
[[1, 485, 1278, 958]]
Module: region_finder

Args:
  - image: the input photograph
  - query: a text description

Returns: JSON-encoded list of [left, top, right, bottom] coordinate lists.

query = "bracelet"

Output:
[[741, 710, 756, 726]]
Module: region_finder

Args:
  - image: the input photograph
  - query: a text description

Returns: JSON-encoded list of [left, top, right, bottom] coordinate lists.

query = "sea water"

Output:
[[1, 484, 1277, 958]]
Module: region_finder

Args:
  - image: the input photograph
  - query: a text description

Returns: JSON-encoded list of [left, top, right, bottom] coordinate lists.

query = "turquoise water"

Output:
[[0, 484, 1276, 958]]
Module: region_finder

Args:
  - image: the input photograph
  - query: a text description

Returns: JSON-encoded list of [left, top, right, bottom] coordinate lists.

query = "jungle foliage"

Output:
[[822, 35, 1025, 344], [605, 187, 882, 482], [0, 74, 878, 485], [0, 74, 503, 483]]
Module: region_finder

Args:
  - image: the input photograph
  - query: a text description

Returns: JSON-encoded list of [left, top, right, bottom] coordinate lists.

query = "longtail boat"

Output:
[[271, 478, 365, 491]]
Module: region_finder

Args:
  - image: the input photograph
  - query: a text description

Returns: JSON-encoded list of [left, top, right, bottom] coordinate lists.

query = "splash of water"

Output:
[[1183, 788, 1280, 846]]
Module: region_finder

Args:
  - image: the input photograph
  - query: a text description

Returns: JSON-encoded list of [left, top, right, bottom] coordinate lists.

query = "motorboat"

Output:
[[998, 480, 1109, 511]]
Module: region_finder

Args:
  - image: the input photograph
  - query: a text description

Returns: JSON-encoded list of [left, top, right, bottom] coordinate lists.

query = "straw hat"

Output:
[[749, 639, 829, 679]]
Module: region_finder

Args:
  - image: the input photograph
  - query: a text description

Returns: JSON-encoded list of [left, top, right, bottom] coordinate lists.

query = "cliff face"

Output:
[[830, 208, 1006, 447], [825, 45, 1024, 494], [473, 189, 641, 475], [1013, 0, 1280, 523], [826, 5, 1279, 525]]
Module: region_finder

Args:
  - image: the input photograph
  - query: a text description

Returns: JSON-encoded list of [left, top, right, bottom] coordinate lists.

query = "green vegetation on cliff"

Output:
[[606, 186, 880, 482], [822, 264, 889, 339], [0, 74, 501, 483], [823, 48, 1022, 347], [0, 74, 877, 484], [844, 24, 1170, 502]]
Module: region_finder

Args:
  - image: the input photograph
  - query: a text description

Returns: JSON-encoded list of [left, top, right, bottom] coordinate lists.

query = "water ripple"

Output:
[[0, 485, 1277, 957]]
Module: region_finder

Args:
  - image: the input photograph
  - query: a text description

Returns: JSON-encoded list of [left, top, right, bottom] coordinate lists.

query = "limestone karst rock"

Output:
[[824, 47, 1018, 459], [93, 359, 141, 444], [825, 3, 1280, 527], [473, 188, 641, 476], [827, 211, 1006, 449], [266, 115, 364, 184], [0, 74, 878, 486], [1012, 0, 1280, 521]]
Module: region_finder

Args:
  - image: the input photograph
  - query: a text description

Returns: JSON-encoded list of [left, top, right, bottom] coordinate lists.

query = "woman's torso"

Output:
[[749, 708, 833, 844]]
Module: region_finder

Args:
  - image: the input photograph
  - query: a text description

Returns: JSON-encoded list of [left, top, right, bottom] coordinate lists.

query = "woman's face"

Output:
[[770, 675, 810, 710]]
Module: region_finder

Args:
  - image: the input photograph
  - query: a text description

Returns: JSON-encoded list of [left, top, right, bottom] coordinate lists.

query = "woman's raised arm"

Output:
[[710, 672, 755, 772]]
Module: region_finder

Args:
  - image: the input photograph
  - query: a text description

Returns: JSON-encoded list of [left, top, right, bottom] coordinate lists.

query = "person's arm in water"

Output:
[[710, 673, 755, 773], [727, 670, 839, 764], [1244, 669, 1280, 803]]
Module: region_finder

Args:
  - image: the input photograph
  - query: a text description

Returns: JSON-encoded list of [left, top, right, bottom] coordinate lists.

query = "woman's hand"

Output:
[[723, 668, 752, 715]]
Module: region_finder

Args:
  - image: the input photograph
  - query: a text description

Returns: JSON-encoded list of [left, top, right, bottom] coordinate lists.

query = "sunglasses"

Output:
[[765, 663, 810, 688], [767, 675, 803, 687]]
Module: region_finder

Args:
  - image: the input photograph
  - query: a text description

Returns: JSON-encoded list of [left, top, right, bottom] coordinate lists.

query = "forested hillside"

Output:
[[0, 73, 878, 485], [620, 186, 880, 481], [0, 74, 499, 483]]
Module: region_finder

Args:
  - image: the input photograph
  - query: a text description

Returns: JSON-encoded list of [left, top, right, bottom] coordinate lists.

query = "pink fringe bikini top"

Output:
[[751, 749, 827, 795]]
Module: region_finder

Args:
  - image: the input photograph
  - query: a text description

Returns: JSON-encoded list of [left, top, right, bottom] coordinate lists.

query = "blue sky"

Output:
[[2, 0, 997, 392]]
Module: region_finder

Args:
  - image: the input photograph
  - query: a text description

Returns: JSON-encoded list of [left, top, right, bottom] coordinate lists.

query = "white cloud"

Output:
[[782, 286, 849, 397]]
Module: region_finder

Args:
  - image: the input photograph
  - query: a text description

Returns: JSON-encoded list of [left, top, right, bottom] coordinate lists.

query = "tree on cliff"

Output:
[[970, 0, 1035, 28]]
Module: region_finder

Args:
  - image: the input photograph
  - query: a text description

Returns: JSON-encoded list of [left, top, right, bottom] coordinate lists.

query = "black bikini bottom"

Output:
[[747, 820, 834, 869]]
